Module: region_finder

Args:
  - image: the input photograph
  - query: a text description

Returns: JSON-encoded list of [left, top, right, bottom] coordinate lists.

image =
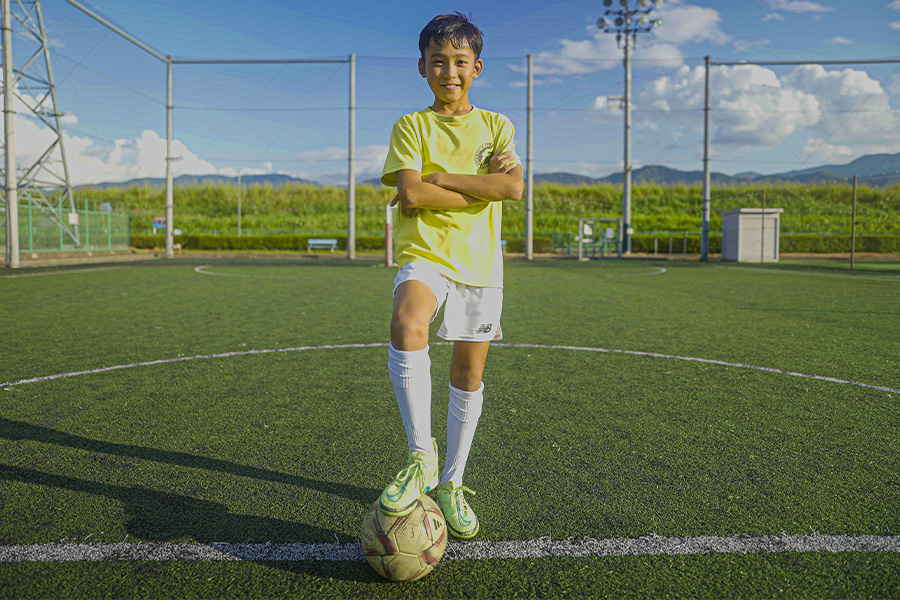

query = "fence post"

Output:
[[654, 238, 658, 255], [28, 197, 33, 252], [851, 174, 857, 270], [761, 190, 766, 264]]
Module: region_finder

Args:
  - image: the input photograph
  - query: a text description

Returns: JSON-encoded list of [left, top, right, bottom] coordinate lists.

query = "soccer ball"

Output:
[[360, 495, 448, 582]]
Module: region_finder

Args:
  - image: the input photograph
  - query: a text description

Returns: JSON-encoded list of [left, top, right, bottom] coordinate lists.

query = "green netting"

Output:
[[1, 199, 130, 254]]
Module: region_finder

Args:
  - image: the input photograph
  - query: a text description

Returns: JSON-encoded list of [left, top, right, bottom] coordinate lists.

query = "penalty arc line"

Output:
[[1, 534, 898, 563], [0, 266, 128, 280], [1, 342, 897, 395]]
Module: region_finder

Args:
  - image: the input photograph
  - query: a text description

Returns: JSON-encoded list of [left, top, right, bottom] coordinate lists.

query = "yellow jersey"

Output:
[[381, 107, 520, 288]]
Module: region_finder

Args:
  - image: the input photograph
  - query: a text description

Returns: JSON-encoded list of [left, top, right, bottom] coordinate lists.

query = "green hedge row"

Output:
[[130, 234, 555, 253], [131, 234, 385, 251], [780, 234, 900, 253], [629, 234, 900, 254], [131, 233, 898, 254]]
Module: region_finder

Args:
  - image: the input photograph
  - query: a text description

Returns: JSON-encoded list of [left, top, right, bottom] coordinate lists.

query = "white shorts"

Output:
[[393, 262, 503, 342]]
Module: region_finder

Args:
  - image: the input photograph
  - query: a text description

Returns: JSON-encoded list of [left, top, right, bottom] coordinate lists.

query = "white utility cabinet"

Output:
[[721, 208, 784, 262]]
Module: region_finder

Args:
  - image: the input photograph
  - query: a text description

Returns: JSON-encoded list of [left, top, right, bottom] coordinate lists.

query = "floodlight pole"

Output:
[[623, 35, 632, 254], [597, 1, 663, 256], [2, 0, 19, 268]]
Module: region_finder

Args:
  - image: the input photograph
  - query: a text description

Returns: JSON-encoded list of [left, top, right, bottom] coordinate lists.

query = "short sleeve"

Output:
[[381, 117, 423, 187], [493, 115, 521, 168]]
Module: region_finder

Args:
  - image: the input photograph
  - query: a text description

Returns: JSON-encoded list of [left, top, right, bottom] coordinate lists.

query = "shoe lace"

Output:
[[393, 457, 428, 490], [451, 485, 476, 512]]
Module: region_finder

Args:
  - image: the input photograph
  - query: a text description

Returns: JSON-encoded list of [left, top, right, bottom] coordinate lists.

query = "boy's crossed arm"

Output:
[[391, 151, 524, 218]]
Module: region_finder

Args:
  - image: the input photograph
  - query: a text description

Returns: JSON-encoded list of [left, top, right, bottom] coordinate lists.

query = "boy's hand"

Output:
[[489, 151, 516, 174], [390, 194, 418, 218]]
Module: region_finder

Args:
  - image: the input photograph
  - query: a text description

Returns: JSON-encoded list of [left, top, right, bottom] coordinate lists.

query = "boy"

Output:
[[378, 12, 523, 540]]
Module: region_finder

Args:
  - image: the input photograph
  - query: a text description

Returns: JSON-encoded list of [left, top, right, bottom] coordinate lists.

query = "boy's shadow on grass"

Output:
[[0, 417, 385, 582]]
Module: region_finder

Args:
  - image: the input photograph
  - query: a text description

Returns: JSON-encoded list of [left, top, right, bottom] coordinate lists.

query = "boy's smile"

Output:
[[419, 40, 483, 116]]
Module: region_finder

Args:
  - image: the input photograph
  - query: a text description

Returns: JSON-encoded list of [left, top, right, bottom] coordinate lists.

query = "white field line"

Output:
[[195, 265, 668, 280], [495, 343, 900, 394], [513, 267, 667, 280], [1, 342, 897, 394], [0, 266, 127, 280], [715, 265, 900, 282], [1, 534, 898, 563], [194, 265, 255, 278]]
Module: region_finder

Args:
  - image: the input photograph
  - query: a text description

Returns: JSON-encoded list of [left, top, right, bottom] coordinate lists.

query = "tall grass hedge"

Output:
[[78, 181, 898, 252]]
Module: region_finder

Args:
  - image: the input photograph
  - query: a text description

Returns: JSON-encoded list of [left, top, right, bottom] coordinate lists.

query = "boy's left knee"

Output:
[[449, 365, 484, 392]]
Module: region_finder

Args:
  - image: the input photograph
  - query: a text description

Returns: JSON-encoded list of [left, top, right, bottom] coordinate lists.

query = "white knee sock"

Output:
[[388, 343, 434, 455], [442, 382, 484, 484]]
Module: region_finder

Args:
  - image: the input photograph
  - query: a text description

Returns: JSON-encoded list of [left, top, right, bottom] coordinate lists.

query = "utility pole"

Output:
[[701, 55, 711, 261], [597, 0, 663, 255], [526, 54, 534, 261], [2, 0, 18, 267]]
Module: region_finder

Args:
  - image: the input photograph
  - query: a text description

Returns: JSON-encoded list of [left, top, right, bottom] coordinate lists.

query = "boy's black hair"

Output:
[[419, 12, 483, 59]]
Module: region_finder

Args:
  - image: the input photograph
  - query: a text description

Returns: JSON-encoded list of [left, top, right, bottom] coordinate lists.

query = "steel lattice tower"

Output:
[[2, 0, 77, 267]]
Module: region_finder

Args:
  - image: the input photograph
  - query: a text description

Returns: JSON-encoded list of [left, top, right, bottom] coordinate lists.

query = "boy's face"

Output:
[[418, 40, 483, 110]]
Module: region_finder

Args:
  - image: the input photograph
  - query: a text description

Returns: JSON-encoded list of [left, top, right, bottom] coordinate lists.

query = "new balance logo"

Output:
[[475, 323, 493, 334]]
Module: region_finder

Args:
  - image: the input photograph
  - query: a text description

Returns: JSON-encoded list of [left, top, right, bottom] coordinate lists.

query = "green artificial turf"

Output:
[[0, 257, 898, 598]]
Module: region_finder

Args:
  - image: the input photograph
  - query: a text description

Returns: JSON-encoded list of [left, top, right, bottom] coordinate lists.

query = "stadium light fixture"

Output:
[[596, 0, 663, 254]]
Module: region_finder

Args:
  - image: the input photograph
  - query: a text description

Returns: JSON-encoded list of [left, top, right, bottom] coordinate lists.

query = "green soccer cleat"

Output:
[[378, 439, 440, 517], [434, 481, 480, 540]]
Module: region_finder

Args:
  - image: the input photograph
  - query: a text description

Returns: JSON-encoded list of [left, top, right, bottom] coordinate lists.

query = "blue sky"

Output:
[[16, 0, 900, 185]]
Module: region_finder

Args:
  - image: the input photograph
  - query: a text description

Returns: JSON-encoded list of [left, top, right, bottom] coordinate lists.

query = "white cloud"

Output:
[[829, 36, 852, 45], [16, 113, 219, 186], [637, 63, 900, 159], [889, 21, 900, 30], [510, 35, 620, 76], [782, 65, 900, 148], [889, 74, 900, 95], [652, 2, 731, 44], [890, 0, 900, 11], [218, 162, 274, 178], [637, 44, 684, 67], [509, 2, 723, 77], [762, 13, 786, 21], [733, 39, 771, 53], [294, 145, 389, 185], [801, 139, 854, 162], [766, 0, 831, 13], [509, 77, 562, 89]]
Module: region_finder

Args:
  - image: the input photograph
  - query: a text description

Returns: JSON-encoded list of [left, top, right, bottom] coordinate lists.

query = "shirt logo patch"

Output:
[[474, 142, 493, 170]]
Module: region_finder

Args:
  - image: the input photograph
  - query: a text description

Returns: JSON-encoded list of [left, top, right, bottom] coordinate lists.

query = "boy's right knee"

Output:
[[391, 280, 437, 351], [391, 312, 431, 351]]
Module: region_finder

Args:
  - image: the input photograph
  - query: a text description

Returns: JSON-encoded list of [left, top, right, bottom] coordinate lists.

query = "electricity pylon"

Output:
[[2, 0, 77, 268]]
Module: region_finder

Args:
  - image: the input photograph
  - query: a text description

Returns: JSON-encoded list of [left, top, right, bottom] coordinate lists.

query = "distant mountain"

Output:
[[596, 165, 741, 186], [533, 172, 596, 186], [76, 151, 900, 190], [535, 150, 900, 187], [77, 173, 317, 190]]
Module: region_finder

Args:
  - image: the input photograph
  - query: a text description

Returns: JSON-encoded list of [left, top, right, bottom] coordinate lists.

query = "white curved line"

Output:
[[194, 265, 667, 280], [1, 342, 896, 394], [0, 266, 127, 280], [194, 265, 239, 277]]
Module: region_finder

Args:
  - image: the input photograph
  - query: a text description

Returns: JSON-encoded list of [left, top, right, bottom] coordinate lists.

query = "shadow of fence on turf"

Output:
[[0, 417, 391, 581]]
